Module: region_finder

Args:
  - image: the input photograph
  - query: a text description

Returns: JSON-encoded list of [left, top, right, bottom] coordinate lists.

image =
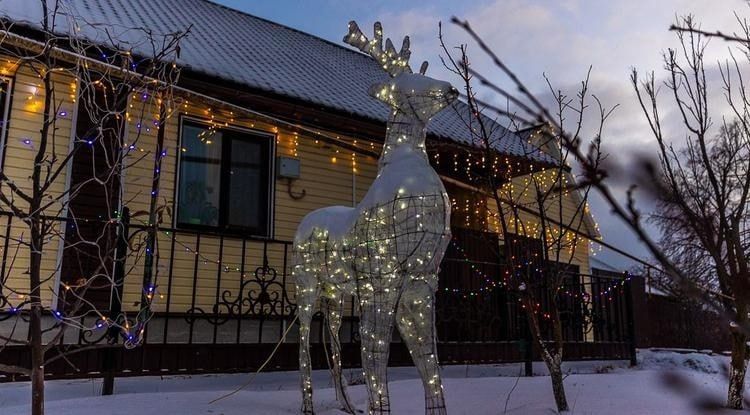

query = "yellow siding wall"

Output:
[[484, 171, 592, 275], [0, 60, 380, 313], [117, 97, 379, 314], [0, 60, 77, 306], [0, 60, 592, 316]]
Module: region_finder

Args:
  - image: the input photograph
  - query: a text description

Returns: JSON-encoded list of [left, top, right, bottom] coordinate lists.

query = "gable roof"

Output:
[[0, 0, 552, 163], [515, 124, 601, 238]]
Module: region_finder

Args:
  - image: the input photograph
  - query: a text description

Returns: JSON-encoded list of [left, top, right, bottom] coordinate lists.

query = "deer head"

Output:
[[345, 21, 459, 124]]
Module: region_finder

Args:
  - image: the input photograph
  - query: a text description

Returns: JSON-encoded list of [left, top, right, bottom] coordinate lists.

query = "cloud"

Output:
[[239, 0, 748, 269], [372, 0, 749, 269]]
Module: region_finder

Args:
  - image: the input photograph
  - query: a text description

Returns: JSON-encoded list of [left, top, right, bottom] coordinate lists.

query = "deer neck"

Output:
[[378, 111, 427, 168]]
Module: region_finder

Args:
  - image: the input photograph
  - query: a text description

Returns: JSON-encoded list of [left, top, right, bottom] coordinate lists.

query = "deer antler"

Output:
[[344, 21, 428, 77]]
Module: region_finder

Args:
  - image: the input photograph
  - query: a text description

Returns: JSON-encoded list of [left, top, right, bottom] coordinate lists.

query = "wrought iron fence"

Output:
[[0, 209, 636, 383], [436, 253, 635, 360]]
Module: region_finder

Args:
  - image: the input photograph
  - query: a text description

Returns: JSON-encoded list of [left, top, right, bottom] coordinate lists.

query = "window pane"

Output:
[[177, 124, 223, 226], [227, 137, 265, 230]]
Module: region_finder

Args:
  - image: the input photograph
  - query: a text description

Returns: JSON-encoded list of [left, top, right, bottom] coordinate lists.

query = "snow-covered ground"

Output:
[[0, 349, 742, 414]]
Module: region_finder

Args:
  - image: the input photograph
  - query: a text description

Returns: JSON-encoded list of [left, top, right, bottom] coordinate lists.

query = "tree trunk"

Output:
[[29, 19, 52, 410], [548, 356, 569, 413], [29, 221, 44, 415], [30, 307, 44, 415], [526, 301, 569, 413], [546, 304, 569, 412], [727, 328, 747, 409]]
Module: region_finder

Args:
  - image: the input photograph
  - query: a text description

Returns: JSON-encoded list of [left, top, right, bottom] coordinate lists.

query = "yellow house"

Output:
[[0, 0, 625, 379]]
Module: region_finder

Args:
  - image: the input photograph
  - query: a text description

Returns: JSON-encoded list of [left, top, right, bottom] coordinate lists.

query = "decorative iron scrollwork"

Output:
[[80, 323, 110, 345], [185, 261, 297, 325]]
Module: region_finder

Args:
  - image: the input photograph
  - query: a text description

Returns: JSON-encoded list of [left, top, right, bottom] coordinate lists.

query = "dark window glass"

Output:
[[177, 120, 272, 236], [178, 125, 223, 227], [227, 135, 264, 228]]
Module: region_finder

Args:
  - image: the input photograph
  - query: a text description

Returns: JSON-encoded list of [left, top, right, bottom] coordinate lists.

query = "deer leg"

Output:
[[297, 276, 319, 414], [359, 290, 398, 414], [396, 279, 446, 415], [324, 295, 356, 414]]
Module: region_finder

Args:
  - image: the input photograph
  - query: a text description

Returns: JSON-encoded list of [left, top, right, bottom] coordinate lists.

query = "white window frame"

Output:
[[0, 76, 14, 168]]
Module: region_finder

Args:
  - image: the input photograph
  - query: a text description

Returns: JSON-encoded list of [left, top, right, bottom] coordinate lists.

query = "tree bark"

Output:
[[527, 303, 569, 412], [30, 307, 44, 415], [727, 326, 747, 409], [29, 34, 51, 413], [547, 303, 569, 412], [29, 219, 45, 415], [548, 356, 569, 413]]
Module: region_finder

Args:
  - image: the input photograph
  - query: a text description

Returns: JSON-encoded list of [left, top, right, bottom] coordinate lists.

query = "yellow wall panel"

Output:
[[0, 59, 595, 316]]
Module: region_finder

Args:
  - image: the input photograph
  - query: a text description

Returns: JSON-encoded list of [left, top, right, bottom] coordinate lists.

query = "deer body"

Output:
[[293, 22, 458, 415]]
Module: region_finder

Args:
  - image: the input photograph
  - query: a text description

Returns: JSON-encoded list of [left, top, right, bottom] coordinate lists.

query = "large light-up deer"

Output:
[[293, 21, 458, 415]]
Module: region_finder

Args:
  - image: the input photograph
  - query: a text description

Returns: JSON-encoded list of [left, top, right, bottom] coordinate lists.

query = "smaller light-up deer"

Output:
[[293, 21, 458, 414]]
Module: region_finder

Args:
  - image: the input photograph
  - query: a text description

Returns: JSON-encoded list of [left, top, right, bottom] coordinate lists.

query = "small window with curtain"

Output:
[[176, 118, 274, 236]]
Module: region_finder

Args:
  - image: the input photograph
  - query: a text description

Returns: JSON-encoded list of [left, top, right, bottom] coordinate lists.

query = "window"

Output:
[[0, 77, 11, 165], [176, 119, 274, 236]]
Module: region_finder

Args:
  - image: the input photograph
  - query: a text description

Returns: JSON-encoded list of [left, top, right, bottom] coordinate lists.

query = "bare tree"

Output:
[[632, 16, 750, 408], [0, 2, 187, 414], [438, 25, 608, 412], [447, 11, 750, 412]]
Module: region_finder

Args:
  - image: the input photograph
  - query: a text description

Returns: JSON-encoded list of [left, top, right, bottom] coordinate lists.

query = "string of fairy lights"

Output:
[[444, 237, 631, 300], [12, 62, 603, 254], [0, 224, 619, 313], [0, 53, 613, 337], [0, 115, 606, 323], [0, 55, 180, 346]]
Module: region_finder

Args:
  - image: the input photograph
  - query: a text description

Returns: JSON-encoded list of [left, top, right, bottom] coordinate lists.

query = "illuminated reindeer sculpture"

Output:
[[293, 21, 458, 415]]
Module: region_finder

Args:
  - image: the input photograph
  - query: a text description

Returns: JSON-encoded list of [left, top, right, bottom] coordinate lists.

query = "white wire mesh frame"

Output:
[[294, 193, 451, 414]]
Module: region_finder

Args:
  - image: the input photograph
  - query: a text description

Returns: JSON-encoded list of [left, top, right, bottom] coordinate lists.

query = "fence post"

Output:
[[519, 311, 533, 376], [102, 207, 129, 396], [624, 276, 637, 367], [140, 228, 156, 318]]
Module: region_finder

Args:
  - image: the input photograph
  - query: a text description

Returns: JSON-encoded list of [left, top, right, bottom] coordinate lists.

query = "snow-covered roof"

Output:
[[590, 258, 622, 273], [0, 0, 552, 163]]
